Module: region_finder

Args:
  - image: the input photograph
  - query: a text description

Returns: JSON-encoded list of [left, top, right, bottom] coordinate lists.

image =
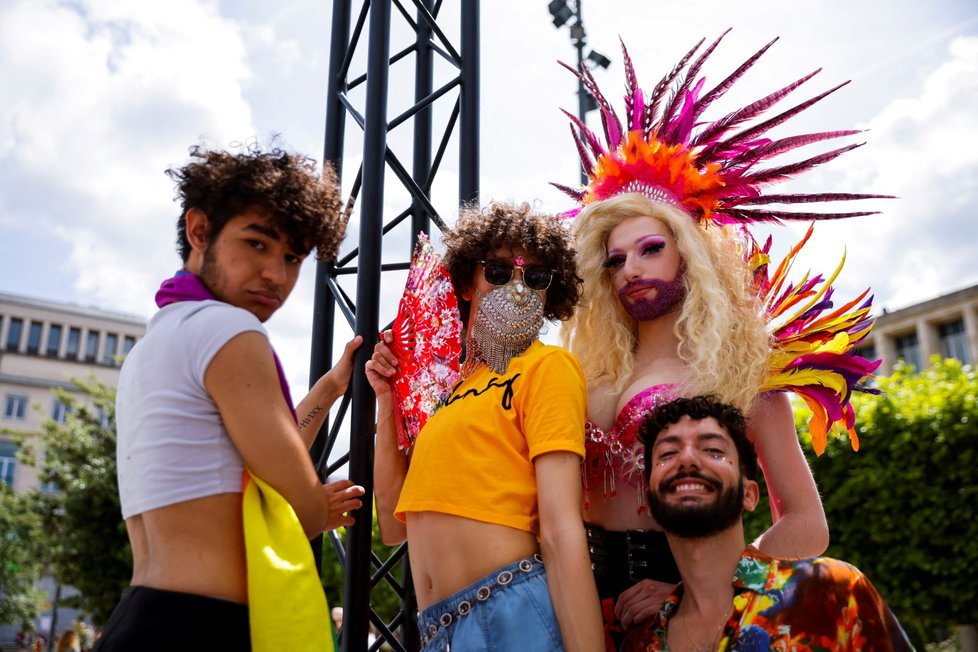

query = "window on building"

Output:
[[51, 399, 71, 425], [894, 332, 921, 371], [47, 324, 63, 356], [26, 321, 43, 354], [3, 394, 28, 420], [5, 317, 23, 351], [85, 330, 99, 362], [938, 319, 971, 364], [122, 335, 136, 356], [0, 440, 17, 486], [97, 406, 111, 429], [103, 333, 118, 365], [67, 327, 81, 358]]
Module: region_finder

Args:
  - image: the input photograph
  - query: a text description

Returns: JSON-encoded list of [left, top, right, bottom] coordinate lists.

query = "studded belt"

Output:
[[418, 553, 545, 648]]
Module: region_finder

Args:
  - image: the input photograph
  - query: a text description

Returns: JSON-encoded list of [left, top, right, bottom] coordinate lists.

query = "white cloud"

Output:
[[767, 35, 978, 313], [0, 0, 255, 312]]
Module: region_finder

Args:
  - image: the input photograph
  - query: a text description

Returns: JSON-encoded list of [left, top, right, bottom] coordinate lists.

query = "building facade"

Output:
[[0, 292, 146, 492], [0, 292, 146, 643], [854, 284, 978, 374]]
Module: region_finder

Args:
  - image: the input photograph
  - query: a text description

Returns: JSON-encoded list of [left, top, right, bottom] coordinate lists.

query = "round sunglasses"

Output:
[[478, 259, 555, 291]]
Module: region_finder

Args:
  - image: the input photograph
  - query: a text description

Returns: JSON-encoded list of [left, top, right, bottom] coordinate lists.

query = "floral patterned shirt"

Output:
[[622, 546, 914, 652]]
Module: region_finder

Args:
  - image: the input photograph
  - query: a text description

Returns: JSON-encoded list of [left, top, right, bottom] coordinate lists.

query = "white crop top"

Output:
[[115, 300, 266, 518]]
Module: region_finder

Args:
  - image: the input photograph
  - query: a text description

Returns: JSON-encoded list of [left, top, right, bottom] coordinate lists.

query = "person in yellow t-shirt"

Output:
[[366, 202, 603, 652]]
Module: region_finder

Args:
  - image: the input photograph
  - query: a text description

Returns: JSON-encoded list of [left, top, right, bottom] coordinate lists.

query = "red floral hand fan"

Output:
[[389, 233, 462, 449]]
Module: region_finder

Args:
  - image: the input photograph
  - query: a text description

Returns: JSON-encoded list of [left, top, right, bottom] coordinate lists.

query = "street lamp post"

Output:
[[547, 0, 610, 184]]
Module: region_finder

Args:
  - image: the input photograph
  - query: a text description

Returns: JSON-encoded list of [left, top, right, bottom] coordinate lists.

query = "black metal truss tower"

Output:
[[309, 2, 479, 651]]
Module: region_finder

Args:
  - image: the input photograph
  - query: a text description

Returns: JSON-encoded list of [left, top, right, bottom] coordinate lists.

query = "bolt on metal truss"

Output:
[[309, 1, 479, 651]]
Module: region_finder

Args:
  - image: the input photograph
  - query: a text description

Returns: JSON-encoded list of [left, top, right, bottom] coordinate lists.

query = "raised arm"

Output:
[[536, 451, 604, 652], [749, 391, 829, 557], [205, 331, 364, 538], [295, 335, 363, 448], [364, 331, 409, 545]]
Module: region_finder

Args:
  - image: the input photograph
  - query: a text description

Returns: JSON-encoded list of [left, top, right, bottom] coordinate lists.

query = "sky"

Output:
[[2, 0, 978, 400]]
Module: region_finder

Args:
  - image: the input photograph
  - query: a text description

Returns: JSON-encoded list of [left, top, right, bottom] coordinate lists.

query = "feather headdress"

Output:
[[555, 31, 892, 224], [751, 225, 881, 455]]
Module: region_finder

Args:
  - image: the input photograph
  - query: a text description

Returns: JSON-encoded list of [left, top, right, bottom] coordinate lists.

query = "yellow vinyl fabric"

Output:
[[242, 471, 334, 652]]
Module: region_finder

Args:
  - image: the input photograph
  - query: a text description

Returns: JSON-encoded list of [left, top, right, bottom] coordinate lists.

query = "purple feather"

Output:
[[561, 109, 605, 158], [645, 38, 704, 133], [569, 124, 596, 175], [741, 142, 864, 186], [668, 78, 705, 144], [729, 192, 895, 206], [708, 80, 851, 159], [722, 208, 881, 223], [692, 37, 779, 124], [723, 130, 862, 170], [621, 40, 640, 129], [693, 69, 821, 153], [658, 37, 707, 131], [550, 182, 586, 201]]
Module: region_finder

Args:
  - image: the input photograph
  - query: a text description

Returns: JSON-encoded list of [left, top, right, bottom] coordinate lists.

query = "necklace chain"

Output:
[[671, 606, 730, 652]]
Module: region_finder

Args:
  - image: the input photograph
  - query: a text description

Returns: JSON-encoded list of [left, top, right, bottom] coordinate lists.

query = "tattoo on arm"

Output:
[[299, 405, 323, 430]]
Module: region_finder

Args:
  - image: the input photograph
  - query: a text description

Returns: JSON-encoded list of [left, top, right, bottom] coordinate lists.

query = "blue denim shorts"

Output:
[[417, 553, 564, 651]]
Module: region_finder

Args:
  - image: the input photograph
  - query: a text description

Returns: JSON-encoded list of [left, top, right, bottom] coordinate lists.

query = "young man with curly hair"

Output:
[[96, 145, 365, 651], [622, 396, 912, 652], [366, 202, 604, 651]]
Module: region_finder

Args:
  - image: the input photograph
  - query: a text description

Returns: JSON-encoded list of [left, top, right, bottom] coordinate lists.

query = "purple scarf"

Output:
[[156, 271, 296, 421]]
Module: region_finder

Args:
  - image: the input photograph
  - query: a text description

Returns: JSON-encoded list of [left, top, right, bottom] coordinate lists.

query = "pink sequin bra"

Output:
[[583, 384, 675, 509]]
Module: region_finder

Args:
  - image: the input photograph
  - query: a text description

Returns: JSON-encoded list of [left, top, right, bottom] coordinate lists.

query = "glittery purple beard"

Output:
[[617, 275, 686, 321]]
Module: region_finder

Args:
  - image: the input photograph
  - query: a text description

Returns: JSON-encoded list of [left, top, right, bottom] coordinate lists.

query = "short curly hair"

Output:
[[640, 395, 759, 483], [442, 202, 581, 324], [167, 144, 345, 262]]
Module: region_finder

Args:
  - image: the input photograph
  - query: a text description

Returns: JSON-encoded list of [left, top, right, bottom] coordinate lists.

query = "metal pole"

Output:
[[398, 3, 436, 647], [411, 0, 435, 243], [310, 1, 353, 576], [459, 0, 480, 205], [574, 0, 588, 185], [342, 0, 391, 650]]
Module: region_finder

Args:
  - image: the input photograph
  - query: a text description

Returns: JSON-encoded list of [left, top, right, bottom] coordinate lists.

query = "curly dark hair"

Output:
[[167, 143, 345, 262], [640, 395, 759, 482], [442, 202, 582, 324]]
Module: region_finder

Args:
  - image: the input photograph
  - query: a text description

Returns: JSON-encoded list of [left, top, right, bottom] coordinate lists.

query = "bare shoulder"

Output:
[[204, 330, 278, 394]]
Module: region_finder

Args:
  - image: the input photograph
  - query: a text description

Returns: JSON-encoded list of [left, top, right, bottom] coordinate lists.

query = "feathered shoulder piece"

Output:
[[750, 225, 881, 455], [389, 234, 463, 449], [554, 31, 892, 224]]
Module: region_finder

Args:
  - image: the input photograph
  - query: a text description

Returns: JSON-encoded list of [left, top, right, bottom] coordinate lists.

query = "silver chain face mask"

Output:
[[468, 280, 545, 374]]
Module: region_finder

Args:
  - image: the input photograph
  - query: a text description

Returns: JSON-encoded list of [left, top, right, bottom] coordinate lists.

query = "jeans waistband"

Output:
[[417, 553, 545, 648]]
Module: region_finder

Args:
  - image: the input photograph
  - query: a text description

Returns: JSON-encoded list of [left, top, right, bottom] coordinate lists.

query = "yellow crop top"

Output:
[[395, 341, 586, 535]]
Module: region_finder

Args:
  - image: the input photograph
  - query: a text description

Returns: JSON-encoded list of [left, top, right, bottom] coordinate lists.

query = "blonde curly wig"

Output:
[[561, 193, 769, 412]]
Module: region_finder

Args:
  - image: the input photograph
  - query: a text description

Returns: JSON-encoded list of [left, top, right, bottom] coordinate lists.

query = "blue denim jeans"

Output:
[[417, 554, 564, 651]]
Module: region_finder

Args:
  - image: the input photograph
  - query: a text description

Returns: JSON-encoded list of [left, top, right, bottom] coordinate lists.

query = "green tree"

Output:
[[0, 482, 45, 628], [797, 359, 978, 646], [16, 380, 132, 625]]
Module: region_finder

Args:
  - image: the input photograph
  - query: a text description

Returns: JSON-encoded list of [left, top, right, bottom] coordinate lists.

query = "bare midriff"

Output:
[[126, 492, 247, 604], [583, 489, 662, 532], [404, 512, 540, 609]]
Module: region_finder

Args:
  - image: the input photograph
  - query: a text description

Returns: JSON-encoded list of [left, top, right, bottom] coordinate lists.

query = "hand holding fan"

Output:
[[389, 233, 463, 449]]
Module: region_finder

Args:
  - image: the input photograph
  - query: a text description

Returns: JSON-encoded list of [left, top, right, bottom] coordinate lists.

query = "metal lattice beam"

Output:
[[311, 2, 479, 651]]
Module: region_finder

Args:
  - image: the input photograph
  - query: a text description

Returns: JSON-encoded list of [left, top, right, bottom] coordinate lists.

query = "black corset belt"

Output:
[[585, 522, 681, 600]]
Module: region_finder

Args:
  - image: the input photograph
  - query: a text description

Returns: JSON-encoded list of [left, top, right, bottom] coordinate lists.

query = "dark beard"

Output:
[[617, 274, 685, 321], [648, 471, 744, 539], [197, 246, 226, 300]]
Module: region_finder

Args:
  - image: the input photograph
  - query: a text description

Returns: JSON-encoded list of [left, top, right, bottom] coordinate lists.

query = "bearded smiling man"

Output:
[[622, 396, 914, 652]]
